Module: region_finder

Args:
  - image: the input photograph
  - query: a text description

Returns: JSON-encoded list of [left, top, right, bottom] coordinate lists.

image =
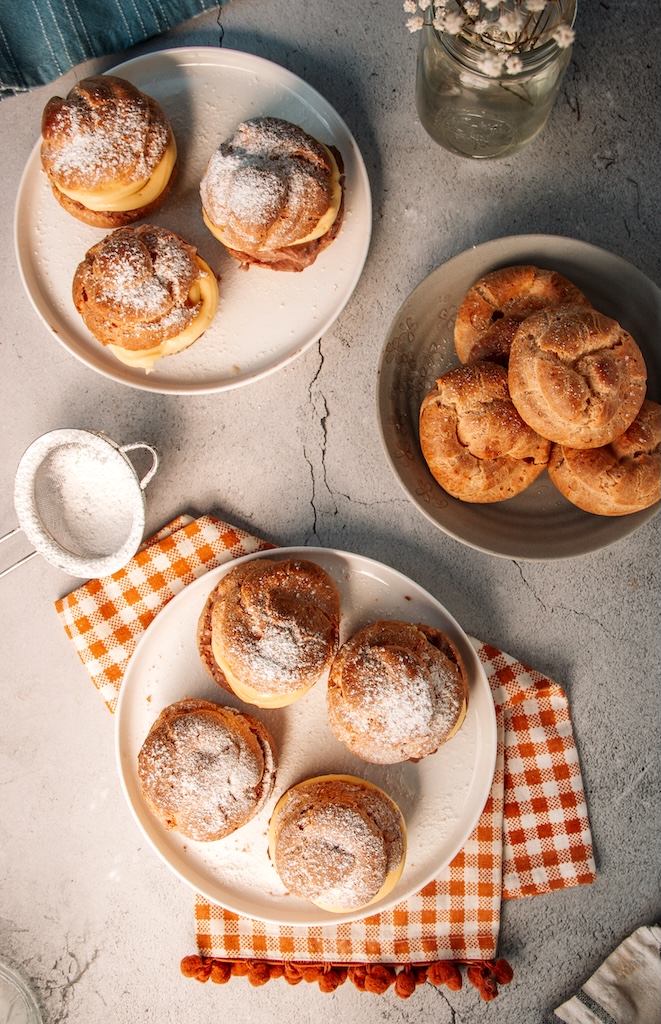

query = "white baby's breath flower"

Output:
[[498, 9, 525, 33], [418, 0, 433, 10], [483, 0, 501, 10], [477, 51, 507, 76], [443, 12, 466, 34], [552, 24, 575, 47], [403, 0, 417, 14], [406, 13, 425, 32], [464, 1, 480, 16], [525, 0, 549, 11], [473, 18, 491, 34], [505, 53, 523, 73]]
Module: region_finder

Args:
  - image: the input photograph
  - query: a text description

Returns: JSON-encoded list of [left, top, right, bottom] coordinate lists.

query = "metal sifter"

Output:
[[1, 428, 159, 580]]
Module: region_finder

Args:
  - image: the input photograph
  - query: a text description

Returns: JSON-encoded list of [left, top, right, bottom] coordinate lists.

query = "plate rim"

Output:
[[376, 233, 661, 562], [14, 45, 372, 395], [114, 544, 497, 926]]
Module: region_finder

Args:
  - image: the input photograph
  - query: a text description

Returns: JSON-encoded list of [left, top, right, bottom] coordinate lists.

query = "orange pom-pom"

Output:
[[363, 964, 395, 994], [283, 963, 304, 985], [209, 961, 232, 984], [180, 955, 211, 982], [230, 960, 251, 977], [394, 970, 417, 999], [318, 968, 346, 993], [492, 958, 514, 985], [301, 965, 324, 983], [247, 961, 272, 987], [269, 962, 286, 980], [427, 960, 463, 990], [467, 965, 498, 1001], [348, 965, 368, 991]]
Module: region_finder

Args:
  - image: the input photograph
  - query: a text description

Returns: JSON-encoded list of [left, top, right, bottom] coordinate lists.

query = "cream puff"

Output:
[[548, 398, 661, 516], [72, 224, 218, 371], [137, 699, 277, 842], [454, 264, 591, 366], [327, 620, 469, 764], [419, 361, 551, 502], [199, 116, 344, 271], [268, 774, 406, 912], [508, 304, 647, 448], [41, 75, 177, 227], [197, 558, 341, 708]]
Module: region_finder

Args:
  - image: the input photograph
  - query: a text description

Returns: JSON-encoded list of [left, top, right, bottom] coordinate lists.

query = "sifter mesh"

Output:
[[32, 441, 136, 559], [3, 428, 158, 578]]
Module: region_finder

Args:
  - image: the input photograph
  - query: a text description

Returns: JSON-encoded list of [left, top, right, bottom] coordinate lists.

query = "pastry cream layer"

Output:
[[268, 774, 407, 913], [57, 136, 177, 212], [205, 144, 342, 250], [210, 637, 315, 709], [108, 256, 218, 372]]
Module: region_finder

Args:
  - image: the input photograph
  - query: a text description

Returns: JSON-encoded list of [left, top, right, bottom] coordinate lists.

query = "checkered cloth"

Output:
[[55, 514, 596, 987]]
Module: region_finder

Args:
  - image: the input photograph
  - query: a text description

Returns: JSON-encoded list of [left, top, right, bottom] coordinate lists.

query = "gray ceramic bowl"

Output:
[[376, 235, 660, 560]]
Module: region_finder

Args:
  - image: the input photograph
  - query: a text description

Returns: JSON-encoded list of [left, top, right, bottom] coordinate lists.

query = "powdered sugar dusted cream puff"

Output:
[[327, 620, 469, 764], [268, 774, 406, 912], [137, 699, 277, 842], [72, 224, 218, 371], [199, 117, 344, 271], [197, 558, 341, 708], [41, 75, 177, 227]]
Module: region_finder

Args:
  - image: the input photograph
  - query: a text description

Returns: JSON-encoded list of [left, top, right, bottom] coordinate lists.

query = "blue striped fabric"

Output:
[[0, 0, 220, 97]]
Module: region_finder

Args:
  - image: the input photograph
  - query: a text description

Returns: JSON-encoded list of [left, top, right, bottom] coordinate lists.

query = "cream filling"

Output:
[[210, 637, 316, 709], [107, 257, 218, 372], [204, 143, 342, 250], [57, 136, 177, 212], [268, 774, 407, 913]]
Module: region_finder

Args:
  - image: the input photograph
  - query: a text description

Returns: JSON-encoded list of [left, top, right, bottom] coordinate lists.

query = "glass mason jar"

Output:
[[415, 3, 576, 159]]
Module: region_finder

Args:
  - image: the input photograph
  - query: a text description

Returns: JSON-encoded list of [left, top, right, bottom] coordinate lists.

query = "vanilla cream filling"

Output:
[[205, 143, 342, 250], [57, 136, 177, 212], [268, 775, 407, 913], [107, 257, 218, 372], [210, 638, 316, 709]]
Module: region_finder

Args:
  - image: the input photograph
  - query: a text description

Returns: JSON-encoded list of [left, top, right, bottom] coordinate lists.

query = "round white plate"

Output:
[[14, 48, 372, 394], [377, 235, 661, 561], [115, 547, 497, 926]]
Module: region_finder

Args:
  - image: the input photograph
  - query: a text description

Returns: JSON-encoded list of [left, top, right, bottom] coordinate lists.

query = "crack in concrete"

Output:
[[513, 562, 618, 641]]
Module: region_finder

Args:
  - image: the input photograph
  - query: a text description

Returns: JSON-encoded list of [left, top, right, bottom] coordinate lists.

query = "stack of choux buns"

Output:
[[420, 264, 660, 516]]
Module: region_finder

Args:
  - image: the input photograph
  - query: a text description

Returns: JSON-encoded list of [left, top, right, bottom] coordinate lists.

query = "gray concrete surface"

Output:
[[1, 2, 659, 1022]]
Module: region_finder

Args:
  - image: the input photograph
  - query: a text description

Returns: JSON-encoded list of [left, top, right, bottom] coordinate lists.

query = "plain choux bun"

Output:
[[41, 75, 177, 227], [197, 558, 341, 708], [548, 398, 661, 516], [327, 620, 469, 764], [199, 116, 344, 271], [72, 224, 218, 371], [419, 360, 551, 502], [507, 304, 647, 448], [268, 774, 406, 912], [454, 264, 591, 366], [137, 699, 277, 842]]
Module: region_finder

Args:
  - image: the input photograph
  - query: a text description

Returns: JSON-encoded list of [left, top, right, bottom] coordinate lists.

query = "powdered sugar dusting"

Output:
[[138, 702, 273, 842]]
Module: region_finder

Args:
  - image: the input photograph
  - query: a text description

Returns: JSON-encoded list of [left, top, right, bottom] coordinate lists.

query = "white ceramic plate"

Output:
[[115, 547, 497, 926], [377, 235, 661, 560], [14, 48, 372, 394]]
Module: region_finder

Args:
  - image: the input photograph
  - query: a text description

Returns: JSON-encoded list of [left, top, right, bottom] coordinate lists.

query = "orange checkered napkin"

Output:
[[55, 514, 596, 988]]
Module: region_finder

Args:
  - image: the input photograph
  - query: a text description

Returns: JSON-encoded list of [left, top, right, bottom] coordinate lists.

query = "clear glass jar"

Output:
[[415, 5, 576, 159]]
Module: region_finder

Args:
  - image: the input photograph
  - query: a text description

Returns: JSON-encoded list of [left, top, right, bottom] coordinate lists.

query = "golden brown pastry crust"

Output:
[[508, 305, 648, 448], [548, 399, 661, 516], [419, 361, 551, 503], [200, 117, 345, 271], [41, 75, 177, 227], [269, 775, 405, 911], [327, 620, 469, 764], [454, 265, 591, 366], [137, 699, 277, 842], [72, 224, 216, 352], [197, 558, 341, 706]]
